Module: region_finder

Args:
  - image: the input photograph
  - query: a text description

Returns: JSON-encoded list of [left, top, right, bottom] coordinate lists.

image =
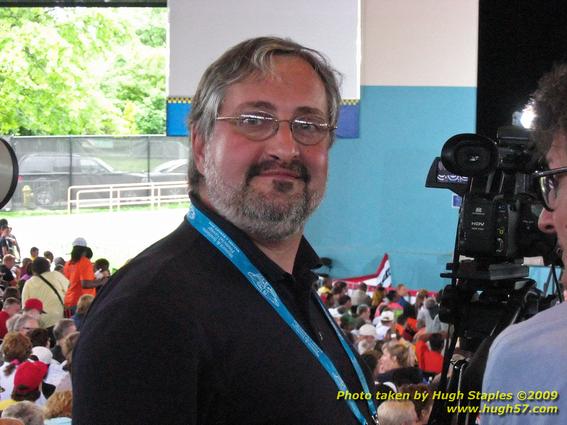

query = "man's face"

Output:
[[3, 257, 14, 268], [193, 56, 330, 242], [6, 304, 20, 316], [20, 318, 39, 335], [538, 133, 567, 266], [397, 285, 408, 297], [25, 309, 41, 320]]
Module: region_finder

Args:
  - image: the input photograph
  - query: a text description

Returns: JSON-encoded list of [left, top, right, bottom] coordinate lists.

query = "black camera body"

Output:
[[427, 125, 556, 266], [426, 126, 562, 425]]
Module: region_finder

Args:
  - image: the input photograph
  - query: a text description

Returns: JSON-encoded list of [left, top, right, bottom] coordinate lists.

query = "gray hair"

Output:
[[1, 401, 44, 425], [188, 36, 342, 190], [2, 297, 20, 311], [8, 314, 37, 333], [53, 318, 76, 341]]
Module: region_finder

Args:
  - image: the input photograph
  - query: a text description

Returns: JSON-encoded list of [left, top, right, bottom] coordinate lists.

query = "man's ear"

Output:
[[191, 125, 206, 175]]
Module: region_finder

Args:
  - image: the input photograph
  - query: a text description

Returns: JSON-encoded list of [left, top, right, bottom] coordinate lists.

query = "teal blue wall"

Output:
[[305, 85, 477, 290]]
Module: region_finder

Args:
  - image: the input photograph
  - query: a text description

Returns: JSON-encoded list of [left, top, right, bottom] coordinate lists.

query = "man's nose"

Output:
[[538, 208, 556, 234], [264, 121, 300, 160]]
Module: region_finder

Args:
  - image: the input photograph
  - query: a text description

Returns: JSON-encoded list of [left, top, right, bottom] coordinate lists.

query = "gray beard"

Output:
[[202, 151, 324, 242]]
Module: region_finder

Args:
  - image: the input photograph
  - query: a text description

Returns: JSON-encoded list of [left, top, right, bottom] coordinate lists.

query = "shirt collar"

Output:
[[189, 192, 321, 284]]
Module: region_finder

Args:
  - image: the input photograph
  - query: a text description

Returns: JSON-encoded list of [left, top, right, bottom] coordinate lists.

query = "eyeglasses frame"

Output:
[[215, 112, 336, 146], [534, 166, 567, 211]]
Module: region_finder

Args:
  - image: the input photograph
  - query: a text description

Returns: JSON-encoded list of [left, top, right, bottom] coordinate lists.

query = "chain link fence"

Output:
[[4, 135, 188, 210]]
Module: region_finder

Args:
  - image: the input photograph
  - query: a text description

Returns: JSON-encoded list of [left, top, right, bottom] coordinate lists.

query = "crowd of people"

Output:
[[319, 279, 447, 425], [2, 211, 448, 425], [0, 218, 104, 424]]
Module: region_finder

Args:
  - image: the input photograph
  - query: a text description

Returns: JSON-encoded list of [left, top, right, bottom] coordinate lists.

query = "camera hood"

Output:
[[441, 133, 498, 177]]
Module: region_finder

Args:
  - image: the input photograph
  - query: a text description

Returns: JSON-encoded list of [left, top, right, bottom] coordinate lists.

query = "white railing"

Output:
[[67, 181, 188, 213]]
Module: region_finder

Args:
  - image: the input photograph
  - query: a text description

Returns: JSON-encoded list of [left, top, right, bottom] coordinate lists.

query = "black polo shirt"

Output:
[[73, 194, 376, 425]]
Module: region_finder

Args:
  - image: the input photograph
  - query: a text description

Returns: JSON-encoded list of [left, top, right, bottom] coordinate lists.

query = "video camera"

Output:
[[425, 126, 562, 425], [427, 125, 557, 265]]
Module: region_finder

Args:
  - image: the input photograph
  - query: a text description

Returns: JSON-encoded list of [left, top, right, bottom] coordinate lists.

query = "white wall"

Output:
[[362, 0, 479, 87], [168, 0, 361, 99]]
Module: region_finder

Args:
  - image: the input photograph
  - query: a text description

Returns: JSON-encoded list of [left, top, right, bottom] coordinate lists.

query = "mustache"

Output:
[[246, 160, 310, 183]]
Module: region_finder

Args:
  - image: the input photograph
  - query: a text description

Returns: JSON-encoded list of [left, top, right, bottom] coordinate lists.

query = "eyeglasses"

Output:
[[215, 111, 336, 146], [534, 166, 567, 211]]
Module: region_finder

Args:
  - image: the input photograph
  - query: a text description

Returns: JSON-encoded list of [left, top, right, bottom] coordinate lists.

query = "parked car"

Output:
[[147, 159, 188, 182], [16, 153, 146, 207], [141, 159, 188, 197]]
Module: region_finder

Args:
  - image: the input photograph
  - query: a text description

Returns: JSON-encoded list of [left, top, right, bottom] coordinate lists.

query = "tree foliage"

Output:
[[0, 7, 166, 135]]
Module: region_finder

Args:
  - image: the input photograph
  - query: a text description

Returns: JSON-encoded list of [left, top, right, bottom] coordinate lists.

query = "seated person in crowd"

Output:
[[376, 400, 418, 425], [71, 294, 94, 331], [0, 256, 17, 289], [1, 401, 44, 425], [44, 390, 72, 425], [399, 383, 434, 425], [360, 350, 381, 382], [377, 339, 422, 389], [357, 324, 378, 355], [0, 360, 49, 410], [50, 320, 76, 364], [0, 333, 32, 402], [415, 332, 444, 375], [51, 331, 80, 393], [373, 310, 396, 340], [29, 248, 39, 262], [6, 315, 39, 338], [0, 299, 20, 340], [43, 251, 54, 265], [0, 402, 43, 425], [350, 283, 372, 307], [27, 329, 50, 349], [352, 304, 371, 330]]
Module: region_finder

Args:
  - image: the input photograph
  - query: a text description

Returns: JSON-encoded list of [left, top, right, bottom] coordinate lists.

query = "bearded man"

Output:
[[73, 37, 377, 425]]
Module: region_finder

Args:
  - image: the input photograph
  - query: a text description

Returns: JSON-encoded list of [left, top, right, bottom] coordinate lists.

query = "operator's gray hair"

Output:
[[187, 36, 342, 190]]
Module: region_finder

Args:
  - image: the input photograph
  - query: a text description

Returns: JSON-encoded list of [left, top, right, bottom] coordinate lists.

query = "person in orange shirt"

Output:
[[63, 238, 109, 312], [415, 332, 444, 375]]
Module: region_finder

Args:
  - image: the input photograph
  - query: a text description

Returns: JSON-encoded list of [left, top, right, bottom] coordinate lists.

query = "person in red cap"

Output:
[[22, 299, 45, 321], [0, 361, 48, 411]]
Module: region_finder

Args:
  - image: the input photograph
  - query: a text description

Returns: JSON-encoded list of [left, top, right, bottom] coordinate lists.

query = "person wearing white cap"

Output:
[[374, 310, 396, 341], [357, 324, 378, 354], [62, 238, 108, 312]]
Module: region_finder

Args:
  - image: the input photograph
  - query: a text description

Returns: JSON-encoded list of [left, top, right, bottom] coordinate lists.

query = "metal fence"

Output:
[[4, 135, 188, 210]]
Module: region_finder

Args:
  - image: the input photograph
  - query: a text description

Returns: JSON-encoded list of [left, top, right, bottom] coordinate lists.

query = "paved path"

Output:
[[6, 206, 188, 270]]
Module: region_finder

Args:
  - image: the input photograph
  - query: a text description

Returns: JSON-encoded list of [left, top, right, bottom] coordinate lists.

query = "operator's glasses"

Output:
[[534, 166, 567, 211], [215, 111, 336, 146]]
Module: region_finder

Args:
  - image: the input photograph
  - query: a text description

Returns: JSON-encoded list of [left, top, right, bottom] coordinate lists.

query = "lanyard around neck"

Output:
[[186, 205, 377, 425]]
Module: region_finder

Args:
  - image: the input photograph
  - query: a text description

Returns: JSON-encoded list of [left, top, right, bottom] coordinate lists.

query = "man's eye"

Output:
[[294, 118, 325, 133], [239, 115, 269, 127]]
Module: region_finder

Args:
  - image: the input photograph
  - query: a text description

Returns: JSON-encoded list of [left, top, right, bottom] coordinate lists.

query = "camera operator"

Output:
[[482, 64, 567, 423]]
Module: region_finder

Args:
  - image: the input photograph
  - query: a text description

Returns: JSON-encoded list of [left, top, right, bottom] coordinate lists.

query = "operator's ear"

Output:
[[191, 125, 206, 176]]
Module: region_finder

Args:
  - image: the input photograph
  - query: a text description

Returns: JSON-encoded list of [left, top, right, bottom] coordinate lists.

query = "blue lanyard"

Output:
[[186, 205, 377, 425]]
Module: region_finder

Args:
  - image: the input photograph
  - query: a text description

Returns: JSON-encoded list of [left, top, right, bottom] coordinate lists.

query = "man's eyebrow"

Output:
[[236, 101, 277, 112], [234, 102, 326, 117], [295, 106, 326, 117]]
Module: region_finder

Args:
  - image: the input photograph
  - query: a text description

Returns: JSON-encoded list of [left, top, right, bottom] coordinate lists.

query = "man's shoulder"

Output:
[[485, 302, 567, 389], [491, 301, 567, 352], [89, 219, 236, 308]]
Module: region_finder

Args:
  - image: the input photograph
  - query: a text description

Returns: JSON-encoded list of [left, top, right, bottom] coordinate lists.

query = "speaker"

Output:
[[0, 138, 18, 210]]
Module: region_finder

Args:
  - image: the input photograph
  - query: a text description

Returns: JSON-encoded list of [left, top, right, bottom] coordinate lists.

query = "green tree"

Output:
[[0, 7, 166, 136]]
